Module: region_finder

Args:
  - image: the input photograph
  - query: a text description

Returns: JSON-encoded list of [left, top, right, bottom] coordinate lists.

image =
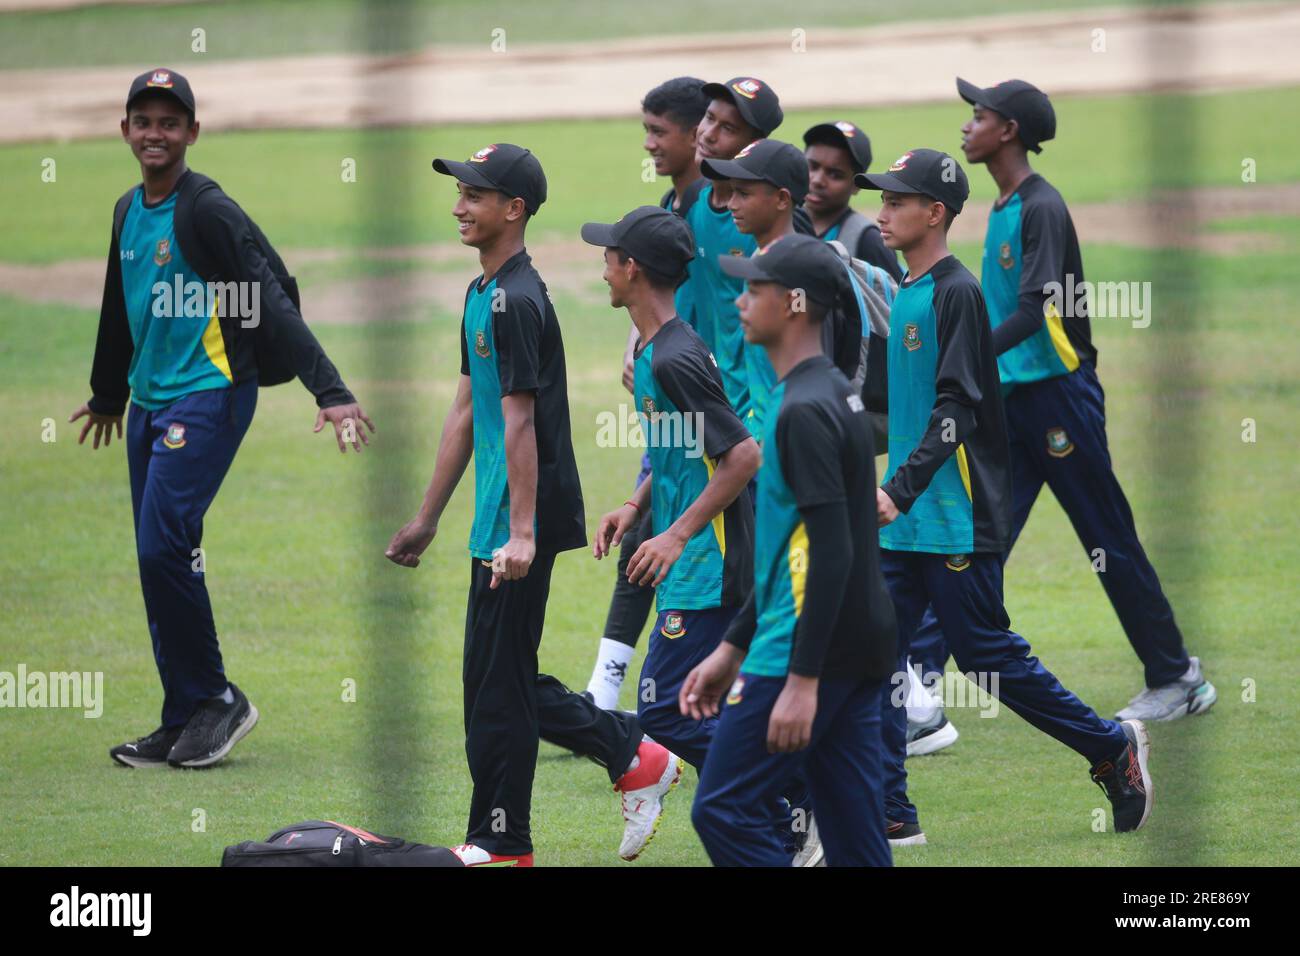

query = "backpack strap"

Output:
[[834, 209, 872, 260], [112, 186, 138, 242]]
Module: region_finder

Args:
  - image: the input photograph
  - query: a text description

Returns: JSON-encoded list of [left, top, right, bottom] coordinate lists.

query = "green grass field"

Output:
[[2, 85, 1298, 866], [0, 0, 1227, 69]]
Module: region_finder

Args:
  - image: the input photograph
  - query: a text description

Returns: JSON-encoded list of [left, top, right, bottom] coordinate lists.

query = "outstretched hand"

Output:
[[315, 402, 376, 453]]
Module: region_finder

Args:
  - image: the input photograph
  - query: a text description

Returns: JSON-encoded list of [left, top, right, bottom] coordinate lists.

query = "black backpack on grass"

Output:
[[221, 820, 463, 868]]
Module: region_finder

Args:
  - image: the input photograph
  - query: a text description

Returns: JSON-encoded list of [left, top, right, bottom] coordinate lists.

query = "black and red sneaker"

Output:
[[886, 820, 927, 846], [1091, 719, 1153, 832]]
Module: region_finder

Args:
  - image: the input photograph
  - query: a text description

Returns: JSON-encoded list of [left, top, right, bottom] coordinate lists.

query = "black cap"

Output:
[[580, 206, 696, 279], [126, 68, 196, 116], [855, 148, 970, 215], [432, 143, 547, 215], [718, 233, 846, 308], [700, 77, 783, 136], [700, 138, 809, 203], [803, 121, 872, 173], [956, 77, 1056, 153]]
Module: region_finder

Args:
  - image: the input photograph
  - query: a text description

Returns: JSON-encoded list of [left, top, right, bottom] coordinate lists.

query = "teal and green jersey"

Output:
[[879, 256, 1012, 555], [459, 250, 586, 561], [633, 317, 753, 611], [679, 184, 756, 421], [739, 355, 896, 680], [118, 189, 233, 409], [982, 174, 1095, 387]]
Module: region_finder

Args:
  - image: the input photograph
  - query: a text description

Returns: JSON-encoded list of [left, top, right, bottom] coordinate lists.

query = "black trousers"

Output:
[[463, 552, 643, 855], [600, 506, 656, 648]]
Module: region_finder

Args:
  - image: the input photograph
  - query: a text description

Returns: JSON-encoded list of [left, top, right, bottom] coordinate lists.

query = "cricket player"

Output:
[[938, 77, 1215, 721], [802, 120, 903, 281], [584, 77, 710, 711], [583, 206, 760, 773], [74, 68, 374, 770], [385, 146, 680, 866], [857, 148, 1154, 843], [684, 234, 897, 867], [681, 76, 785, 424], [700, 137, 811, 438]]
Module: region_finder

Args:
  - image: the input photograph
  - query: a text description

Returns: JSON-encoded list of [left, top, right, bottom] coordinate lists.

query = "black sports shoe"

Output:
[[886, 820, 927, 846], [110, 725, 183, 768], [1091, 718, 1153, 832], [167, 683, 259, 768]]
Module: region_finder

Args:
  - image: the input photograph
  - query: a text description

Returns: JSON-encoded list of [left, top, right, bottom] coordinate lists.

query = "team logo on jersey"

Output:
[[903, 322, 922, 351], [888, 152, 913, 172], [726, 676, 745, 706], [1046, 427, 1075, 458], [162, 423, 186, 449], [660, 612, 686, 639], [735, 139, 762, 159], [469, 145, 497, 163], [474, 329, 491, 358], [153, 238, 172, 266], [998, 241, 1015, 270], [641, 395, 660, 424], [945, 554, 971, 572], [835, 121, 858, 137], [731, 79, 762, 100], [147, 70, 173, 89]]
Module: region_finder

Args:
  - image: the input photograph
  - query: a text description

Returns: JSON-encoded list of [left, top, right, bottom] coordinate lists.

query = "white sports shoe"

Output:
[[906, 709, 960, 756], [791, 813, 826, 867], [1116, 657, 1217, 722], [614, 741, 683, 861]]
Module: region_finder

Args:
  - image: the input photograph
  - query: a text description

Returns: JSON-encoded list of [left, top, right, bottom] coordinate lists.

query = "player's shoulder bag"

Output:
[[826, 238, 896, 440], [832, 209, 882, 261], [221, 820, 464, 868], [172, 171, 301, 387]]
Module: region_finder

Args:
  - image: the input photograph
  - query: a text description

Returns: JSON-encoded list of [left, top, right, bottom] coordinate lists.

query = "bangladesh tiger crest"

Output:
[[726, 676, 745, 706], [162, 422, 186, 449], [146, 70, 173, 89], [469, 145, 497, 163], [735, 140, 762, 159], [903, 323, 922, 351], [660, 612, 686, 639], [998, 241, 1015, 270], [474, 329, 490, 358], [153, 239, 172, 266], [888, 152, 913, 172], [945, 554, 971, 572], [641, 395, 659, 423], [731, 78, 762, 99], [1046, 426, 1075, 458]]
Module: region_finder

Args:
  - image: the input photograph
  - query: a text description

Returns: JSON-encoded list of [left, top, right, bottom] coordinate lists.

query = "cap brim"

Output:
[[700, 157, 764, 182], [701, 82, 732, 102], [579, 222, 619, 247], [854, 171, 921, 194], [956, 77, 987, 107], [431, 158, 498, 191], [717, 255, 774, 283]]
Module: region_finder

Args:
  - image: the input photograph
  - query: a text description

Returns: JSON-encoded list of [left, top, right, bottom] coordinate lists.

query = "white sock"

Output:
[[586, 638, 635, 710], [218, 684, 235, 705], [904, 662, 939, 723]]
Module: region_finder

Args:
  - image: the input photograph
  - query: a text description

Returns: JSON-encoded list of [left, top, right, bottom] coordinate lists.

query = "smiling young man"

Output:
[[583, 206, 759, 775], [857, 148, 1154, 843], [948, 77, 1215, 722], [700, 138, 809, 439], [802, 120, 902, 282], [680, 76, 784, 425], [582, 77, 710, 712], [385, 149, 679, 866], [73, 68, 373, 771], [683, 234, 897, 867]]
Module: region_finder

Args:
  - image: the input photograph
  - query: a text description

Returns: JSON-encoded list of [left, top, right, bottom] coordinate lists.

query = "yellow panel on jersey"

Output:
[[703, 454, 727, 558], [201, 298, 234, 382], [956, 444, 972, 501], [1044, 301, 1081, 372], [787, 521, 808, 617]]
